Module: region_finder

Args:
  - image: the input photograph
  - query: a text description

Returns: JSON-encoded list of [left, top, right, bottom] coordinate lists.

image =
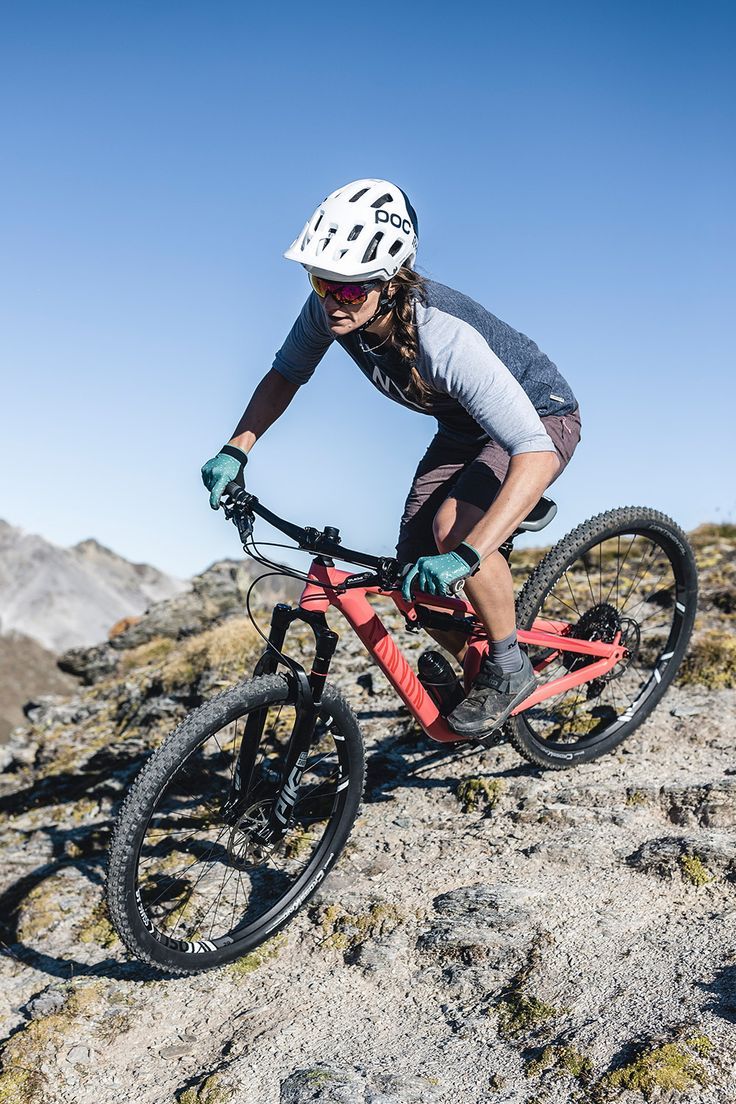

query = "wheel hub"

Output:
[[563, 603, 642, 696], [227, 800, 280, 869], [563, 602, 621, 673]]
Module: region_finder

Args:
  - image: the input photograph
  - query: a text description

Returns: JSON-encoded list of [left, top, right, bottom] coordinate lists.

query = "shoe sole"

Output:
[[448, 676, 537, 739]]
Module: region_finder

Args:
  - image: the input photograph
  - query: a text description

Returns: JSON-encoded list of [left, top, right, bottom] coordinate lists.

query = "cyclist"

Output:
[[202, 178, 581, 738]]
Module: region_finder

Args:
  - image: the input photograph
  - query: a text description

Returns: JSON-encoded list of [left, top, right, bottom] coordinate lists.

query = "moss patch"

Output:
[[17, 874, 74, 941], [0, 1066, 47, 1104], [678, 630, 736, 689], [679, 853, 713, 886], [496, 991, 557, 1039], [526, 1044, 593, 1083], [179, 1072, 233, 1104], [489, 934, 558, 1041], [281, 823, 317, 861], [228, 934, 285, 978], [305, 1069, 339, 1088], [316, 900, 405, 957], [0, 983, 104, 1103], [600, 1041, 709, 1098], [77, 900, 119, 948], [685, 1034, 713, 1058], [456, 777, 504, 814]]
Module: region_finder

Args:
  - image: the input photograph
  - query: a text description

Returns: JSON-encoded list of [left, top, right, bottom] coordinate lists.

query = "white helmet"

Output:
[[283, 178, 419, 282]]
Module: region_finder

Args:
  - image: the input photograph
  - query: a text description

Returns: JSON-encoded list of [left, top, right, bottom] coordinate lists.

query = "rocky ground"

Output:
[[0, 530, 735, 1104]]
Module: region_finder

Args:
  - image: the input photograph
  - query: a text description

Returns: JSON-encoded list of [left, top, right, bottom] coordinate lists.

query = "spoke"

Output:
[[561, 569, 585, 618], [604, 534, 636, 606], [139, 825, 218, 865], [580, 553, 598, 609], [147, 826, 229, 911], [228, 718, 239, 784], [618, 539, 659, 611], [620, 561, 671, 617], [545, 588, 582, 619], [620, 574, 672, 622], [634, 614, 675, 633], [202, 862, 240, 942], [230, 860, 243, 935], [136, 695, 348, 951], [143, 833, 227, 908]]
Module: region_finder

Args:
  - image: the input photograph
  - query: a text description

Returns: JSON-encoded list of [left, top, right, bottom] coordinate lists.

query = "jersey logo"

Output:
[[372, 364, 395, 394]]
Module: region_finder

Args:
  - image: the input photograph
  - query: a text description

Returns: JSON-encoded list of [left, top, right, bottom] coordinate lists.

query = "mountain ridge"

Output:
[[0, 518, 190, 653]]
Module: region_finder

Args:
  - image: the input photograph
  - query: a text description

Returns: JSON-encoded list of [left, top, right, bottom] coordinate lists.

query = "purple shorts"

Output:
[[396, 409, 582, 563]]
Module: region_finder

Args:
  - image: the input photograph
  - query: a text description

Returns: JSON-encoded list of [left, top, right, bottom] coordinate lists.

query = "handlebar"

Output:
[[221, 482, 405, 591]]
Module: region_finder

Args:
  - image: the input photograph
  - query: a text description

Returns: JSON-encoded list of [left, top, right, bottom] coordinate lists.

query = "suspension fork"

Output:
[[225, 604, 339, 840]]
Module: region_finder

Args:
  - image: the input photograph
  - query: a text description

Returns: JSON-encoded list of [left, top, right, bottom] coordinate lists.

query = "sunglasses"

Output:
[[309, 274, 382, 306]]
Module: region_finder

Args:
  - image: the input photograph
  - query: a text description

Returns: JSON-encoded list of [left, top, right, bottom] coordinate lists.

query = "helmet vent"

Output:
[[350, 187, 370, 202], [347, 224, 363, 242], [313, 213, 323, 231], [317, 226, 337, 255], [388, 239, 403, 257], [370, 193, 393, 209], [362, 232, 383, 263]]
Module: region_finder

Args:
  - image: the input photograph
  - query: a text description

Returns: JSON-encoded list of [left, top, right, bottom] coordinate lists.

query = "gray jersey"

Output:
[[272, 279, 578, 455]]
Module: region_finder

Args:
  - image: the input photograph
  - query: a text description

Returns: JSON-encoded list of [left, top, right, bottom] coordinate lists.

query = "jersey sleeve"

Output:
[[272, 292, 335, 385], [419, 311, 556, 455]]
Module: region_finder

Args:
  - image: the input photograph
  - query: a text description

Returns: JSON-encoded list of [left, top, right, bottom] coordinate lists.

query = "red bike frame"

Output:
[[299, 559, 628, 745]]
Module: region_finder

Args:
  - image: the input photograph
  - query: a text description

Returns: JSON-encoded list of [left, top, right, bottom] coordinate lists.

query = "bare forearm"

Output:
[[228, 368, 300, 454], [465, 451, 560, 559]]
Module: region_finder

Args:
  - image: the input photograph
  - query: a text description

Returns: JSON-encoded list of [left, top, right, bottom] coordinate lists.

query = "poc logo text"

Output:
[[375, 210, 413, 234]]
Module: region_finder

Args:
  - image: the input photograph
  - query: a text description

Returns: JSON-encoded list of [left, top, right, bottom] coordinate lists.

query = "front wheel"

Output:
[[508, 507, 698, 769], [107, 674, 365, 974]]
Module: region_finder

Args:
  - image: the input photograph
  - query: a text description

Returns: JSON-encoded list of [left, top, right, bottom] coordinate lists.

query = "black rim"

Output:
[[520, 527, 691, 753], [132, 701, 350, 955]]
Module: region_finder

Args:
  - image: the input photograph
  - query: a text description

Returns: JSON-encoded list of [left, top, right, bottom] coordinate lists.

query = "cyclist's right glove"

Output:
[[201, 444, 248, 510]]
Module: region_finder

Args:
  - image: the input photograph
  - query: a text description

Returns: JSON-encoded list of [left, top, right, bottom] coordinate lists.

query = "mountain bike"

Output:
[[107, 487, 697, 973]]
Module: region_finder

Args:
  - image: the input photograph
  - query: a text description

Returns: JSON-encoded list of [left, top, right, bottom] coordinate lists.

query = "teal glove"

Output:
[[401, 542, 481, 601], [201, 444, 248, 510]]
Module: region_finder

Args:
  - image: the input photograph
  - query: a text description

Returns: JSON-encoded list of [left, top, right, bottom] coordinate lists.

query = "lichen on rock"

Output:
[[456, 776, 504, 814], [599, 1039, 710, 1098], [315, 899, 405, 959]]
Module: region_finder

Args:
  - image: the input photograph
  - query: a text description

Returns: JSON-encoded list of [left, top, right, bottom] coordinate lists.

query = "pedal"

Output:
[[474, 725, 510, 750]]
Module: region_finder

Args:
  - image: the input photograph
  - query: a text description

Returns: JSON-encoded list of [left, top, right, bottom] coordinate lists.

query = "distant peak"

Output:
[[72, 537, 118, 556]]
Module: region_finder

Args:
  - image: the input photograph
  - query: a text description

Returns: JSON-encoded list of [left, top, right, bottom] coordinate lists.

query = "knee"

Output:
[[432, 510, 461, 554]]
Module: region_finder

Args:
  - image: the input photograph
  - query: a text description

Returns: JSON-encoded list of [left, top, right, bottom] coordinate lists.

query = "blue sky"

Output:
[[2, 2, 734, 581]]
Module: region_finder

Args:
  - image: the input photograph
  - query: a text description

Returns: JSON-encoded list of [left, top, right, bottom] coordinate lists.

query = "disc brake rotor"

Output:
[[562, 602, 621, 674], [227, 800, 279, 869], [562, 603, 642, 700]]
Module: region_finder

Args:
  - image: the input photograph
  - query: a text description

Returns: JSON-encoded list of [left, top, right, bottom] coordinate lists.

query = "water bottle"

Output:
[[417, 650, 465, 715]]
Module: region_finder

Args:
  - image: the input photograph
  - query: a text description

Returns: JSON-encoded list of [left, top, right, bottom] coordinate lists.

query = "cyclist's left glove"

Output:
[[201, 445, 248, 510], [401, 542, 481, 601]]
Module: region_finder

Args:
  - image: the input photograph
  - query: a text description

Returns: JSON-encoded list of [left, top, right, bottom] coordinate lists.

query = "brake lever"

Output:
[[221, 483, 255, 543]]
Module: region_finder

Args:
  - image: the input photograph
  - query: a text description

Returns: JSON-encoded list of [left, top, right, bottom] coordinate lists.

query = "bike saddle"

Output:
[[515, 496, 557, 533]]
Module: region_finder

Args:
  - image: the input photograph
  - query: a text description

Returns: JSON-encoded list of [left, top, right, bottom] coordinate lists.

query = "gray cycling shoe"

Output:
[[447, 650, 537, 738]]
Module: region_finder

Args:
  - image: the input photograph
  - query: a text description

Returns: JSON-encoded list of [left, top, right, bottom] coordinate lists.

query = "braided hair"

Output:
[[385, 267, 436, 407]]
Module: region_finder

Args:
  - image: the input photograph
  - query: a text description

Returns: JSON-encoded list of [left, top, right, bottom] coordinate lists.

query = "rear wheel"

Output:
[[509, 507, 697, 769], [107, 674, 365, 974]]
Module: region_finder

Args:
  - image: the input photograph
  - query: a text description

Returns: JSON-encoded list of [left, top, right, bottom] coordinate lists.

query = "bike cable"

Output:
[[240, 533, 351, 677]]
